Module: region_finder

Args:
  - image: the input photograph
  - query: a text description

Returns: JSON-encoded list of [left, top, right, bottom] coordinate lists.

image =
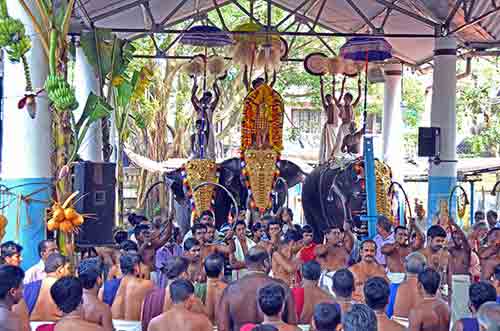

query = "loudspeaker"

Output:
[[418, 127, 440, 157], [73, 162, 116, 247]]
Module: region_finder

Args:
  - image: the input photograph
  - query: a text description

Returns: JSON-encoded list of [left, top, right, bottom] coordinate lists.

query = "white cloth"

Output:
[[319, 270, 336, 296], [24, 260, 46, 284], [113, 320, 142, 331], [392, 316, 409, 328], [451, 274, 471, 325], [387, 272, 405, 284], [232, 237, 256, 280], [30, 322, 54, 330], [333, 122, 352, 155], [319, 123, 337, 163], [373, 233, 395, 266]]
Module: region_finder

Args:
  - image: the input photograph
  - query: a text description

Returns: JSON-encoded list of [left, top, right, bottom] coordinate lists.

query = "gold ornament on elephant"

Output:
[[0, 214, 7, 241], [374, 160, 392, 220], [185, 159, 218, 217], [243, 149, 279, 212]]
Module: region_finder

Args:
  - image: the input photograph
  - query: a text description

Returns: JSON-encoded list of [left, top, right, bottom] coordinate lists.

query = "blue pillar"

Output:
[[364, 136, 378, 239], [469, 181, 475, 225], [1, 179, 51, 269]]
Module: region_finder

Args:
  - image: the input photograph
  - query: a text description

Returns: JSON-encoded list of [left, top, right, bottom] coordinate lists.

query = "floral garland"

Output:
[[241, 84, 284, 153], [181, 159, 219, 221]]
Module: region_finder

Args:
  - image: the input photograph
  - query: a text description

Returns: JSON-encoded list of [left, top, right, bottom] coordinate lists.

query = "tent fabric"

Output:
[[70, 0, 500, 66]]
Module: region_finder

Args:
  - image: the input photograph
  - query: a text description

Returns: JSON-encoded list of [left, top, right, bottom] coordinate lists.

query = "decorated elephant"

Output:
[[163, 157, 306, 230], [302, 156, 392, 242]]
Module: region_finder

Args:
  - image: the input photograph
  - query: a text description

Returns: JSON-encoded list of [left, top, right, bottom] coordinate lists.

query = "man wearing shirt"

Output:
[[24, 240, 58, 284], [373, 216, 394, 267]]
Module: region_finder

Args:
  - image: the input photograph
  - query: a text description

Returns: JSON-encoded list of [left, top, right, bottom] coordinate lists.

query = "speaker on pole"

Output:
[[73, 162, 116, 247], [418, 127, 441, 157]]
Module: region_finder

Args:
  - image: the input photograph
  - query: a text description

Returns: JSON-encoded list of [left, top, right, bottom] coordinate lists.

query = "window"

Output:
[[291, 108, 322, 134]]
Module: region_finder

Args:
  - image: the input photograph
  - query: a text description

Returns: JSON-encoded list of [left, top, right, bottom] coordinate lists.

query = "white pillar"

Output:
[[427, 37, 458, 224], [382, 63, 403, 181], [1, 1, 51, 269], [74, 44, 102, 161]]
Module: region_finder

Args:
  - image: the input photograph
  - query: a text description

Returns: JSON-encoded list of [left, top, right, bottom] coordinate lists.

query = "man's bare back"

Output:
[[11, 299, 30, 331], [299, 285, 335, 324], [408, 297, 450, 331], [217, 273, 296, 331], [206, 278, 227, 323], [377, 314, 405, 331], [31, 277, 62, 321], [82, 292, 113, 331], [0, 306, 22, 331], [111, 276, 155, 320], [349, 262, 388, 302], [148, 307, 212, 331], [54, 318, 105, 331], [393, 277, 422, 318]]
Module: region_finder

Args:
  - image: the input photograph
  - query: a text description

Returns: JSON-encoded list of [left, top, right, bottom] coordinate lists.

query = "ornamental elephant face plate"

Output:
[[184, 159, 218, 217], [243, 149, 279, 212]]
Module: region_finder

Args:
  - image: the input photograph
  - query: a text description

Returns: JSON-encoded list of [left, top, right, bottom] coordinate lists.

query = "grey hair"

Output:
[[404, 252, 427, 274], [343, 304, 377, 331], [477, 301, 500, 331]]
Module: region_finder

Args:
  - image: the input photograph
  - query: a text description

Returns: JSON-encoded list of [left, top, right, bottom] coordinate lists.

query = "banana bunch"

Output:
[[0, 17, 31, 62], [45, 75, 78, 112]]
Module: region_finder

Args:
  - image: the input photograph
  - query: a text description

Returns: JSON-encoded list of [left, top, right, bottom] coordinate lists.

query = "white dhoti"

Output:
[[319, 123, 337, 163], [231, 237, 256, 281], [451, 274, 471, 325], [31, 322, 55, 330], [334, 122, 352, 155], [319, 270, 336, 296], [392, 316, 409, 328], [387, 272, 405, 284], [113, 320, 142, 331]]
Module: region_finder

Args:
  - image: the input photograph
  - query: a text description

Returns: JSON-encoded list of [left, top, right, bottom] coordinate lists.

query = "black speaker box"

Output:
[[418, 127, 440, 157], [73, 162, 116, 247]]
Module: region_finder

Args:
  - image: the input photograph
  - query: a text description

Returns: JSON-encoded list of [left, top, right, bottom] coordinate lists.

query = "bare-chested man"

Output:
[[137, 217, 172, 276], [448, 220, 473, 324], [315, 225, 354, 291], [111, 253, 155, 321], [418, 225, 450, 300], [192, 223, 234, 266], [319, 76, 338, 163], [231, 220, 256, 280], [272, 230, 302, 288], [204, 253, 228, 323], [408, 268, 450, 331], [257, 284, 301, 331], [479, 228, 500, 281], [0, 265, 25, 331], [26, 253, 71, 321], [364, 277, 404, 331], [217, 247, 297, 331], [382, 223, 424, 284], [184, 238, 205, 283], [51, 276, 105, 331], [392, 252, 427, 323], [331, 268, 356, 314], [349, 240, 388, 302], [148, 279, 212, 331], [77, 258, 113, 331], [292, 261, 334, 324]]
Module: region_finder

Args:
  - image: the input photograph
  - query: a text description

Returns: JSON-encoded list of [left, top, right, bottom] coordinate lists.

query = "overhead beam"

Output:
[[274, 0, 312, 30], [132, 54, 305, 62], [304, 21, 336, 56], [310, 0, 327, 31], [373, 0, 439, 28], [212, 0, 229, 31], [345, 0, 377, 32], [160, 0, 190, 26], [444, 0, 465, 29], [91, 0, 148, 23], [449, 6, 500, 34], [228, 0, 265, 27], [75, 0, 94, 28]]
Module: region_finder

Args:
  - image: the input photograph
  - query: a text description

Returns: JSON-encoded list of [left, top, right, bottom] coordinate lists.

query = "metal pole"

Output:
[[363, 137, 378, 239], [470, 181, 475, 225]]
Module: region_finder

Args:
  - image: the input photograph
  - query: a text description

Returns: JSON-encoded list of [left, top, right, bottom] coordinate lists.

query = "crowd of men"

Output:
[[0, 207, 499, 331]]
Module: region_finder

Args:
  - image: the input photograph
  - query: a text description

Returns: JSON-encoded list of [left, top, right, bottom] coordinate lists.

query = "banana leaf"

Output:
[[75, 92, 112, 134]]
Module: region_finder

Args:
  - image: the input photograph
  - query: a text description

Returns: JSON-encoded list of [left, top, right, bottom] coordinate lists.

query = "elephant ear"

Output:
[[219, 158, 247, 208], [277, 160, 307, 188], [164, 168, 186, 202]]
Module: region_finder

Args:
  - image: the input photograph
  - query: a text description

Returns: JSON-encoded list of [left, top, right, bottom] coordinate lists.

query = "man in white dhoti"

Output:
[[318, 76, 338, 163]]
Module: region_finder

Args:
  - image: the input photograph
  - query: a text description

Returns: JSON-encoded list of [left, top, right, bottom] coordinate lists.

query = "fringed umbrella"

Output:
[[340, 37, 392, 132]]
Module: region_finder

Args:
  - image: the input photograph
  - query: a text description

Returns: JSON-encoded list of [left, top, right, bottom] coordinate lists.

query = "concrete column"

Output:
[[74, 43, 102, 161], [1, 2, 51, 268], [427, 37, 458, 225], [382, 63, 403, 181]]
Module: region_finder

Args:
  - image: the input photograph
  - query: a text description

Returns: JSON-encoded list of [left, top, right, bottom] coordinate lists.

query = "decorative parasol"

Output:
[[340, 37, 392, 132], [180, 25, 232, 47]]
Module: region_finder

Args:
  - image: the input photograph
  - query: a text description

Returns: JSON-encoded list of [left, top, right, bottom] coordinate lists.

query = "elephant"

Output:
[[302, 158, 368, 243], [163, 157, 307, 231]]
